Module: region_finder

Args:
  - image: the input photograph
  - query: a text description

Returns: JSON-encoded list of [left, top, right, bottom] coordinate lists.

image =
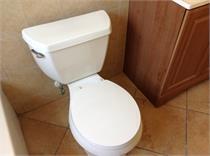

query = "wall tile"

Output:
[[58, 0, 97, 18], [58, 0, 123, 19], [94, 0, 125, 10], [1, 0, 129, 113], [1, 39, 36, 71], [20, 0, 63, 26], [101, 5, 128, 78], [0, 0, 28, 40], [1, 66, 61, 113], [0, 67, 8, 83]]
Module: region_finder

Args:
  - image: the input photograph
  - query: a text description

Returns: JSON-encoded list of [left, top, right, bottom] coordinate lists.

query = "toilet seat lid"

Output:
[[70, 80, 141, 148]]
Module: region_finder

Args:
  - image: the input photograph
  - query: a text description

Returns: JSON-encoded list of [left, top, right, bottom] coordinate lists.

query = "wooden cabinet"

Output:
[[124, 1, 209, 106]]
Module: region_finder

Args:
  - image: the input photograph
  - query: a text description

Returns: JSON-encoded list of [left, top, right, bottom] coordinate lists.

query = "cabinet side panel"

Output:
[[124, 1, 185, 103], [124, 1, 142, 82]]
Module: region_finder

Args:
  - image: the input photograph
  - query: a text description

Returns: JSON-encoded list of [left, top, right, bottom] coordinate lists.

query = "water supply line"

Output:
[[54, 81, 65, 95]]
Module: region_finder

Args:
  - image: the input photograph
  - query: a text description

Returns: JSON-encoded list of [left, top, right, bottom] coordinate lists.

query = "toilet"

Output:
[[22, 10, 142, 156]]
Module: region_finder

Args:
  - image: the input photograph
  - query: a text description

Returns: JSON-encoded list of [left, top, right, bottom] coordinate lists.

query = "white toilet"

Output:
[[22, 10, 142, 156]]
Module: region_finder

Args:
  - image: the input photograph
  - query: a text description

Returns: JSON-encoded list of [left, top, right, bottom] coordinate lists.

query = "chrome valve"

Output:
[[54, 81, 65, 95]]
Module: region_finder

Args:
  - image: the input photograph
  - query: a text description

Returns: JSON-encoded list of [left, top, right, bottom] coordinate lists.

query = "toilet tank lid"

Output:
[[22, 10, 111, 53]]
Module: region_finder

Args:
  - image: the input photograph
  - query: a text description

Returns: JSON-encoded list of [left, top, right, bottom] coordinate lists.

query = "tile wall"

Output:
[[0, 0, 129, 114]]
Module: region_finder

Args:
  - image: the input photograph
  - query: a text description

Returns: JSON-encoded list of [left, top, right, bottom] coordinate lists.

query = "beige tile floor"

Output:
[[19, 73, 210, 155]]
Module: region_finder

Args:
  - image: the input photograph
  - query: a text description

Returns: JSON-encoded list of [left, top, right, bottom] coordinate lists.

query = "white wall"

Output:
[[0, 88, 28, 155]]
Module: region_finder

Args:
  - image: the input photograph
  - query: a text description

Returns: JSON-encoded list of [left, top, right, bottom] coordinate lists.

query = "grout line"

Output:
[[159, 99, 209, 116], [153, 101, 210, 118], [21, 116, 69, 129], [166, 104, 187, 111], [18, 95, 69, 117], [54, 128, 68, 155], [135, 146, 164, 155], [187, 108, 210, 116]]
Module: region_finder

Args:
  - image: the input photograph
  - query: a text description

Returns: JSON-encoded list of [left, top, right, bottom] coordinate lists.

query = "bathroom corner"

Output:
[[0, 0, 209, 156]]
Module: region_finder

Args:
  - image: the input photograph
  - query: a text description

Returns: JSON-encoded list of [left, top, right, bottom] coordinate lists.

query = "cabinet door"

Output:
[[162, 5, 209, 94]]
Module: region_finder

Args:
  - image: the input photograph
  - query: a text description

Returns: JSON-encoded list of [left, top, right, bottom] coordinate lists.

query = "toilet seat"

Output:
[[68, 78, 141, 152]]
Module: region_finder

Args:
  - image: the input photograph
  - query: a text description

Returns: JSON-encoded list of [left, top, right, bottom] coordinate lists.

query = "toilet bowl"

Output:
[[22, 10, 142, 156], [68, 74, 142, 156]]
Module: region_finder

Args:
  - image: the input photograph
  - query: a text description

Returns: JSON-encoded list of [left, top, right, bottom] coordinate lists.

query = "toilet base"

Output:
[[70, 114, 143, 156], [86, 151, 95, 156], [86, 150, 126, 156]]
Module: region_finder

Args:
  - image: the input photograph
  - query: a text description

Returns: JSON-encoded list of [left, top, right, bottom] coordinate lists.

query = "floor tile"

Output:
[[136, 99, 186, 155], [56, 129, 86, 155], [134, 87, 148, 103], [128, 147, 163, 156], [20, 117, 66, 154], [187, 110, 210, 155], [22, 96, 69, 127], [18, 73, 209, 155], [166, 91, 187, 109], [187, 80, 209, 114], [110, 73, 137, 96], [188, 101, 209, 114]]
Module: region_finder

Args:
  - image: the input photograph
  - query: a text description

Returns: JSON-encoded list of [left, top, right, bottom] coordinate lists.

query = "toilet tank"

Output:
[[22, 10, 111, 84]]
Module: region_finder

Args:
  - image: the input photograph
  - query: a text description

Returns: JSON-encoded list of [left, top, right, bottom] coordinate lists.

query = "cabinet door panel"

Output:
[[163, 5, 209, 93]]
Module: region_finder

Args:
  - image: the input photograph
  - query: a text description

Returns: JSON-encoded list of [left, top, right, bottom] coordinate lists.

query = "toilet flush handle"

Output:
[[31, 49, 45, 58]]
